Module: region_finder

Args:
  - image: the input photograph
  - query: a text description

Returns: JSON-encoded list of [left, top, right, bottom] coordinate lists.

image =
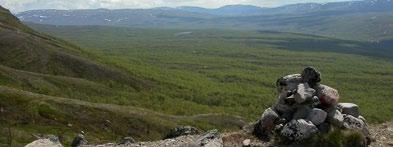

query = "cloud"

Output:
[[0, 0, 351, 13]]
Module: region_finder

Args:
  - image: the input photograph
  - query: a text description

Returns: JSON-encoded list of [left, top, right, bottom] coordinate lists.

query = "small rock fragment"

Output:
[[242, 139, 251, 147]]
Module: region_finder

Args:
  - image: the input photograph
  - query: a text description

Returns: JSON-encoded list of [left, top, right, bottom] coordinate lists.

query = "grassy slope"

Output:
[[0, 6, 245, 146], [0, 86, 245, 146], [29, 25, 393, 124]]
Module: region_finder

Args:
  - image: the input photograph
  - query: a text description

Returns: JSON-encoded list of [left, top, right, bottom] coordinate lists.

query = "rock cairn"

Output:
[[254, 67, 371, 145]]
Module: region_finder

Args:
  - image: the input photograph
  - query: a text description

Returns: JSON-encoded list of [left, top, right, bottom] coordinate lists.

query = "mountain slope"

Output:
[[1, 9, 150, 90], [0, 5, 246, 146]]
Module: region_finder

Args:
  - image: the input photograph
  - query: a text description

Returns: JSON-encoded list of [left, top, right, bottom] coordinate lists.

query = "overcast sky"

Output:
[[1, 0, 353, 13]]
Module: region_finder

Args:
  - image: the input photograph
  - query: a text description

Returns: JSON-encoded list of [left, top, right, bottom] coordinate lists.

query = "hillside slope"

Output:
[[1, 7, 149, 90], [0, 5, 246, 146]]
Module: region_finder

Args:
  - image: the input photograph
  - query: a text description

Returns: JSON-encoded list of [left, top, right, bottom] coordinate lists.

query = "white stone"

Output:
[[242, 139, 251, 147], [25, 139, 63, 147]]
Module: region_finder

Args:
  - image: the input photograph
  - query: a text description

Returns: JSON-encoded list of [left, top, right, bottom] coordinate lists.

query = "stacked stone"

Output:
[[254, 67, 371, 144]]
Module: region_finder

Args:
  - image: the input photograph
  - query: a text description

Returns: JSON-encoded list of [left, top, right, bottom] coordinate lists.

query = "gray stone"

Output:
[[25, 139, 64, 147], [292, 106, 312, 119], [196, 129, 222, 147], [358, 115, 367, 124], [294, 83, 315, 104], [338, 103, 360, 118], [280, 119, 319, 142], [301, 67, 321, 87], [118, 136, 136, 145], [260, 107, 280, 130], [255, 107, 280, 141], [276, 74, 302, 94], [343, 114, 364, 130], [165, 126, 200, 139], [307, 108, 327, 125], [327, 109, 344, 127], [343, 114, 370, 137]]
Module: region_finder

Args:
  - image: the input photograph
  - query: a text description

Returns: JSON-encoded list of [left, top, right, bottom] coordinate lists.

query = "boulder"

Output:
[[294, 83, 315, 104], [165, 126, 200, 139], [327, 109, 344, 127], [118, 136, 136, 145], [71, 133, 88, 147], [276, 74, 302, 93], [307, 108, 327, 125], [316, 85, 339, 109], [338, 103, 360, 118], [196, 129, 222, 147], [254, 107, 280, 141], [260, 108, 280, 131], [343, 114, 364, 130], [343, 114, 371, 145], [25, 138, 63, 147], [301, 67, 321, 87], [280, 119, 319, 142], [343, 114, 370, 136]]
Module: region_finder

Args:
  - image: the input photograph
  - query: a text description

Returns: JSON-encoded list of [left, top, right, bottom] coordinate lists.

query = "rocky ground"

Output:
[[369, 121, 393, 147], [25, 123, 393, 147]]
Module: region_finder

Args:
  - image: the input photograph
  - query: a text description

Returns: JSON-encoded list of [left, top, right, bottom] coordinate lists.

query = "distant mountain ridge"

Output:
[[17, 0, 393, 17], [14, 0, 393, 41]]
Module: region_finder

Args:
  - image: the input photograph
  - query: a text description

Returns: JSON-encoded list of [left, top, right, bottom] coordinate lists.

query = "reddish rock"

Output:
[[316, 84, 339, 109]]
